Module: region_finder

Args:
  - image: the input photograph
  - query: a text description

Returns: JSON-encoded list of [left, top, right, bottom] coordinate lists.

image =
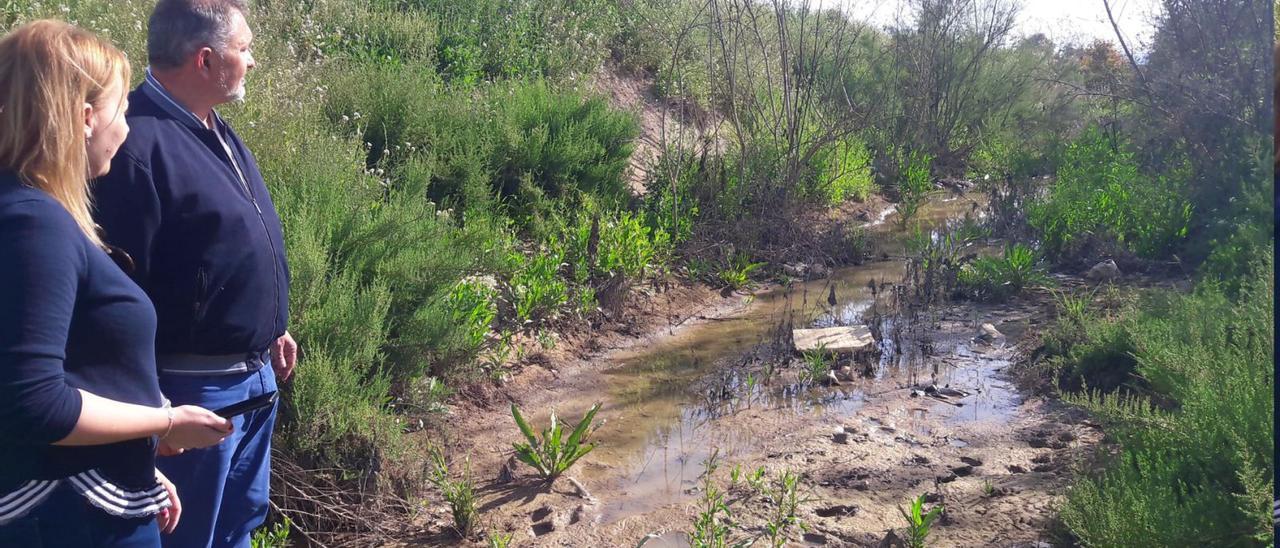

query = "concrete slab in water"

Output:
[[794, 325, 874, 353]]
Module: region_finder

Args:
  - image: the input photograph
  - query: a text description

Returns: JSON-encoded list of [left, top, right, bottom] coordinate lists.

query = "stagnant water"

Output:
[[550, 195, 1023, 523]]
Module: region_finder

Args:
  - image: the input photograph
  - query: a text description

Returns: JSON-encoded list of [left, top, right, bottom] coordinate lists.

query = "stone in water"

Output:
[[793, 325, 874, 353]]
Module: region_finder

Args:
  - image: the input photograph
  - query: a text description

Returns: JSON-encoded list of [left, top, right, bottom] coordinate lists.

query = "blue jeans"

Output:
[[157, 364, 277, 548], [0, 483, 161, 547]]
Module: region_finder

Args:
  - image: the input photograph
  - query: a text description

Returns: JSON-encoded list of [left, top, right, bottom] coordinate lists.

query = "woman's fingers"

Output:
[[156, 469, 182, 534]]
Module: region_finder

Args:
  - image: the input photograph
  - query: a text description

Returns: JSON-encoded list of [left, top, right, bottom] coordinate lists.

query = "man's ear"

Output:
[[195, 47, 214, 71]]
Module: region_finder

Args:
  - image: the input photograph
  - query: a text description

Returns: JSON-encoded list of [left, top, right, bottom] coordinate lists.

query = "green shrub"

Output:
[[901, 225, 981, 308], [250, 517, 292, 548], [1060, 254, 1273, 546], [493, 81, 639, 223], [549, 206, 672, 283], [798, 345, 832, 386], [312, 6, 438, 66], [322, 62, 495, 194], [414, 0, 620, 82], [1029, 127, 1193, 260], [811, 137, 874, 204], [612, 0, 712, 106], [507, 249, 569, 324], [1196, 172, 1273, 297], [966, 133, 1052, 181], [643, 147, 703, 244], [894, 150, 934, 227], [717, 252, 764, 290], [957, 243, 1049, 301]]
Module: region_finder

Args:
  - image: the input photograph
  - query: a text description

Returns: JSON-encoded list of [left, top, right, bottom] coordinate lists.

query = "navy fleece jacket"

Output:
[[93, 84, 290, 357]]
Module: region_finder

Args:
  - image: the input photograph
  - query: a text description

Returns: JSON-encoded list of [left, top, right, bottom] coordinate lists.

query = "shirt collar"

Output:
[[142, 67, 219, 131]]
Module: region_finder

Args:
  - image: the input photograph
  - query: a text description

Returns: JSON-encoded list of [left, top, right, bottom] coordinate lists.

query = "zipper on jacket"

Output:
[[192, 267, 208, 338], [210, 126, 284, 340]]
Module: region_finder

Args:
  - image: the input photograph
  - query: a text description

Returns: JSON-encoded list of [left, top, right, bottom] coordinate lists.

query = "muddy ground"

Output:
[[403, 255, 1106, 548]]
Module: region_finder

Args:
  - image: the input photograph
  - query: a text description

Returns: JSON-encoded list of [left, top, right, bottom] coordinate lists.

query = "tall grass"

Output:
[[1058, 254, 1273, 546]]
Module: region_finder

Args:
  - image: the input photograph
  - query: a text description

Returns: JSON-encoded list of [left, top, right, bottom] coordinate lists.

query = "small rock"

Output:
[[530, 506, 553, 522], [1058, 431, 1078, 442], [852, 480, 870, 491], [923, 492, 943, 503], [959, 456, 984, 467], [569, 504, 596, 527], [937, 472, 958, 483], [815, 504, 859, 518], [530, 521, 555, 536], [833, 432, 851, 444], [783, 263, 810, 278], [496, 456, 518, 484], [975, 323, 1004, 344], [1007, 464, 1027, 474], [876, 530, 907, 548], [951, 465, 974, 477], [566, 476, 594, 500], [1086, 259, 1121, 282], [1031, 454, 1052, 464], [1028, 437, 1049, 449], [552, 508, 574, 530], [908, 454, 931, 466], [803, 532, 829, 544]]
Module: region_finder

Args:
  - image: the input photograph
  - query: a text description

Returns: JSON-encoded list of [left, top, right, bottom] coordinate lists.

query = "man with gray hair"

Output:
[[93, 1, 296, 546]]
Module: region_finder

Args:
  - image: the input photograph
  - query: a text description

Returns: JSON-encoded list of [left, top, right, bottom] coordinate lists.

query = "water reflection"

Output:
[[579, 195, 1010, 522]]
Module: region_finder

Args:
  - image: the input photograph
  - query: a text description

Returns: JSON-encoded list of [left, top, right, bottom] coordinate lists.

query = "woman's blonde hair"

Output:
[[0, 20, 131, 247]]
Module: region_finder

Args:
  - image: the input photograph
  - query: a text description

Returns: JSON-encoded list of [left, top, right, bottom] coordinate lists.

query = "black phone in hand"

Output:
[[212, 390, 278, 418]]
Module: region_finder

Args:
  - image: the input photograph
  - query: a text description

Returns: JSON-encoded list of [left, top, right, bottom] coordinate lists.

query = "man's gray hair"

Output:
[[147, 0, 248, 69]]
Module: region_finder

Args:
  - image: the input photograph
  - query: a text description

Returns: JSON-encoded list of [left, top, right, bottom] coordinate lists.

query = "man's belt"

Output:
[[157, 349, 269, 375]]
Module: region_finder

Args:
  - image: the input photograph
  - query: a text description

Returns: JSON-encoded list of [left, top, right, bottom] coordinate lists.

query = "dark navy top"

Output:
[[0, 172, 164, 492], [93, 77, 290, 358]]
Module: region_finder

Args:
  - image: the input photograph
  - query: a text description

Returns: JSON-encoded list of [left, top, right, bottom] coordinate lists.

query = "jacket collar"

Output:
[[140, 68, 226, 133]]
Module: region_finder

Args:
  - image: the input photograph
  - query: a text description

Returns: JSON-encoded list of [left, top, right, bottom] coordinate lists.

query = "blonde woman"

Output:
[[0, 20, 233, 547]]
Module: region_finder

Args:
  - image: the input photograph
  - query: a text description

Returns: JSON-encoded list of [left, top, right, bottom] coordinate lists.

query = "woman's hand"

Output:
[[156, 439, 184, 457], [155, 469, 181, 534], [162, 405, 233, 449]]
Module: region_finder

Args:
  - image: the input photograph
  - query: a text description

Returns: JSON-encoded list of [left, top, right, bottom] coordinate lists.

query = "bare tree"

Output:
[[876, 0, 1024, 176], [703, 0, 874, 209]]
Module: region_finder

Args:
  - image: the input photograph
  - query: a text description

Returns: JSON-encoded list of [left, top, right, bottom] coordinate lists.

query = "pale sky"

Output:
[[824, 0, 1162, 50]]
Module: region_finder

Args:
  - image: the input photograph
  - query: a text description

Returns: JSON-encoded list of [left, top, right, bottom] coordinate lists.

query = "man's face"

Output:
[[211, 9, 254, 104]]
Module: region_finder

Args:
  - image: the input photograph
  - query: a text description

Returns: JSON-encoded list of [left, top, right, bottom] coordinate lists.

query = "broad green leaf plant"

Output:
[[510, 402, 602, 480]]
